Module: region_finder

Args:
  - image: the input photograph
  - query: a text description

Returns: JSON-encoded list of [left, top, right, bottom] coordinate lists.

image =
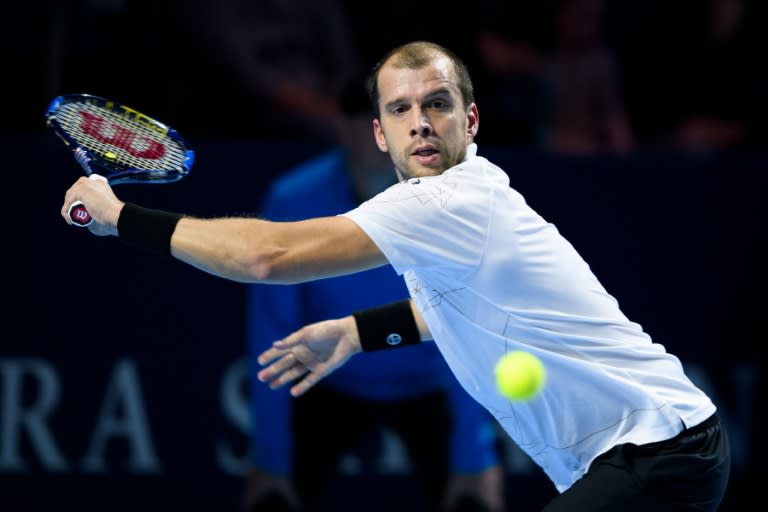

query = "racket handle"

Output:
[[68, 174, 108, 227]]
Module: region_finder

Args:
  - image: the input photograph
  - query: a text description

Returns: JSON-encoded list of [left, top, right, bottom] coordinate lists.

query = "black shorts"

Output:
[[543, 413, 731, 512]]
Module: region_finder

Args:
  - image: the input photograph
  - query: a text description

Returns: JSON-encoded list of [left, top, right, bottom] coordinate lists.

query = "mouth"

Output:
[[411, 145, 440, 165]]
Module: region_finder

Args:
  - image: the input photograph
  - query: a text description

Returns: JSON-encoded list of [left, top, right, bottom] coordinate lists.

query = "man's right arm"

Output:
[[62, 175, 388, 284], [170, 215, 386, 284]]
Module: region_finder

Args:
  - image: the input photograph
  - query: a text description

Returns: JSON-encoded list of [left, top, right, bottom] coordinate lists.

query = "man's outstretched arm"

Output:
[[60, 176, 385, 284], [257, 300, 431, 397]]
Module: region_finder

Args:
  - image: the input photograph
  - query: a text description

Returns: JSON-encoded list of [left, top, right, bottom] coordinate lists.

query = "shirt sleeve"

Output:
[[342, 170, 491, 278]]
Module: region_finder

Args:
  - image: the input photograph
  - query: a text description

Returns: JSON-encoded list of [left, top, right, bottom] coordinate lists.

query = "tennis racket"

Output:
[[46, 93, 195, 226]]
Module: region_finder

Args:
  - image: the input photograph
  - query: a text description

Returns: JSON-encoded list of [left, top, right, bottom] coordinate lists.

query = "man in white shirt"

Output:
[[62, 40, 730, 511]]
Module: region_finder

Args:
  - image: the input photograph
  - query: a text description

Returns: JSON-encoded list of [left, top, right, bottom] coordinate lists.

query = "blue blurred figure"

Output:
[[243, 79, 505, 512]]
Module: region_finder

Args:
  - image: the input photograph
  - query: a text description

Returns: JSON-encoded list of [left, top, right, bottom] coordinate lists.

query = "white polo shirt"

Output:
[[342, 143, 716, 492]]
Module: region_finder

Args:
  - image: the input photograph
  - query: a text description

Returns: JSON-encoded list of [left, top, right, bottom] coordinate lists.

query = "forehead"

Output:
[[377, 56, 459, 103]]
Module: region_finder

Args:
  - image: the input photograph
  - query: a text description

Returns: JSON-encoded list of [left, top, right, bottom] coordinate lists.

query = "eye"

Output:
[[429, 98, 451, 111], [388, 103, 408, 116]]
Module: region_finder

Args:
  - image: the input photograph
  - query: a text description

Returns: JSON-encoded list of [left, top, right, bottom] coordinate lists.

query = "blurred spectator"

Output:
[[621, 0, 765, 153], [199, 0, 362, 143], [472, 0, 634, 154], [541, 0, 635, 155], [243, 79, 505, 512], [664, 0, 759, 153], [471, 2, 554, 147]]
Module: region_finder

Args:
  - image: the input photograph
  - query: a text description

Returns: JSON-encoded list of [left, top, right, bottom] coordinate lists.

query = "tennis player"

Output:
[[62, 41, 731, 511]]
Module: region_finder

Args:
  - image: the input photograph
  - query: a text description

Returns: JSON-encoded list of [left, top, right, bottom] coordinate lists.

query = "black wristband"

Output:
[[352, 300, 421, 352], [117, 202, 182, 256]]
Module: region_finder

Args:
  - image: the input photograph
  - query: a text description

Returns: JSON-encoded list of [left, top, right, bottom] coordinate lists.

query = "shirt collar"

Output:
[[463, 143, 477, 161]]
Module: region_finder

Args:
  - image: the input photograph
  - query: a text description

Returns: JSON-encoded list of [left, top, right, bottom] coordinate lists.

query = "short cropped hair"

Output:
[[365, 41, 475, 118]]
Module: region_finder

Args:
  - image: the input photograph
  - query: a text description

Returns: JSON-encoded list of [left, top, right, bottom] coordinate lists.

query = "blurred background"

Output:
[[0, 0, 765, 510]]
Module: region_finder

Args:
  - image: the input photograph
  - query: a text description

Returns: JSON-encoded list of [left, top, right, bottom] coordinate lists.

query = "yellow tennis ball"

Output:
[[495, 351, 546, 401]]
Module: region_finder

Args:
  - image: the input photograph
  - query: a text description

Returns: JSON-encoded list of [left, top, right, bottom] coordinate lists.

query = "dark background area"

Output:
[[0, 1, 765, 511]]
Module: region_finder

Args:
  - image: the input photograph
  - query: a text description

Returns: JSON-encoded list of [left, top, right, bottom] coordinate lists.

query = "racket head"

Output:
[[45, 94, 195, 185]]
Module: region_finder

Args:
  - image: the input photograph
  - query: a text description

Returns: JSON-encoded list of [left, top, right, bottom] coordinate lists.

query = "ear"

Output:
[[466, 103, 479, 141], [373, 119, 388, 152]]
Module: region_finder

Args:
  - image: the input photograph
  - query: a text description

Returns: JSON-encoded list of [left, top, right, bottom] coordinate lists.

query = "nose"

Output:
[[409, 107, 433, 138]]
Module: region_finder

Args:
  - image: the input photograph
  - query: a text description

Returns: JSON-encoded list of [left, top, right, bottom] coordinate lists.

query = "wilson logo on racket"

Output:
[[46, 93, 193, 183], [71, 205, 90, 223], [79, 110, 166, 160]]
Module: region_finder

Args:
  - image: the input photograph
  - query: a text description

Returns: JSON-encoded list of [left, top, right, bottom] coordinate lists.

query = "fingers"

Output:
[[257, 352, 301, 384], [256, 321, 342, 396], [256, 345, 327, 397], [256, 327, 310, 381], [61, 176, 119, 234], [61, 176, 90, 223], [289, 369, 324, 397], [257, 329, 304, 366], [269, 365, 311, 391], [256, 345, 288, 366]]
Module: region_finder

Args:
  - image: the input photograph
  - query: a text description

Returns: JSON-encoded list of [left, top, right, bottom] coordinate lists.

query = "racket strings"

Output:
[[55, 102, 188, 172]]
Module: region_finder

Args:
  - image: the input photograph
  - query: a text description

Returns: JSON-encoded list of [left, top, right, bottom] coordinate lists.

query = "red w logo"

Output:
[[79, 110, 166, 159]]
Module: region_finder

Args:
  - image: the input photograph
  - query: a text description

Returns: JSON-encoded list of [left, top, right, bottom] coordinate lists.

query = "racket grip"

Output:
[[68, 174, 108, 227]]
